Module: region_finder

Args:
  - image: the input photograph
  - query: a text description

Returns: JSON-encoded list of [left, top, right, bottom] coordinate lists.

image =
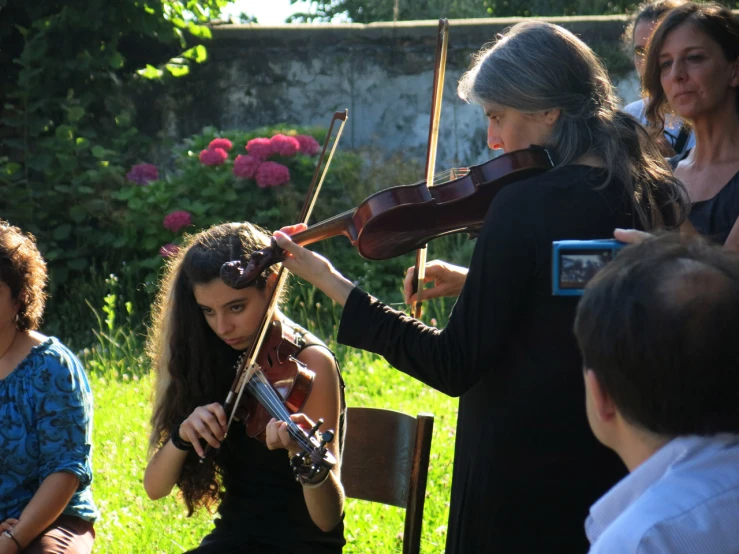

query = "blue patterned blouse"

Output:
[[0, 337, 98, 522]]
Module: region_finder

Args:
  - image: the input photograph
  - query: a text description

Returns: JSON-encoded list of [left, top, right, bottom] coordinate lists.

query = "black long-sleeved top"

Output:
[[338, 165, 634, 554]]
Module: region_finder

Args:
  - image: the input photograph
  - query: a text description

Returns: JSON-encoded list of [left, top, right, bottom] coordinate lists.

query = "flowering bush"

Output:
[[296, 135, 320, 156], [126, 163, 159, 185], [163, 210, 192, 233], [269, 134, 300, 157], [208, 138, 233, 151], [255, 161, 290, 188], [245, 137, 273, 160], [113, 124, 363, 280], [199, 147, 228, 166], [233, 154, 261, 179]]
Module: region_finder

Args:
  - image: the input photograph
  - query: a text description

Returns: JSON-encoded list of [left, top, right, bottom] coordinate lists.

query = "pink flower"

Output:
[[208, 138, 233, 151], [199, 148, 228, 166], [126, 163, 158, 185], [159, 243, 180, 257], [233, 154, 261, 179], [295, 135, 320, 156], [245, 137, 273, 160], [163, 210, 192, 233], [255, 162, 290, 188], [269, 134, 300, 157]]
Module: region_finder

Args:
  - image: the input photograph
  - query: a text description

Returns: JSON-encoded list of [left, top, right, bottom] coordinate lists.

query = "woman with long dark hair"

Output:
[[143, 222, 345, 553], [271, 21, 689, 554]]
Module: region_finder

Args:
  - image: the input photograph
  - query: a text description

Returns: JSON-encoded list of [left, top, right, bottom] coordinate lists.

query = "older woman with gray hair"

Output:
[[274, 21, 688, 553]]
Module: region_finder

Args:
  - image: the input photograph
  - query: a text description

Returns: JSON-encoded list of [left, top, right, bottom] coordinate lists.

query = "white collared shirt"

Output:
[[623, 99, 696, 155], [586, 434, 739, 554]]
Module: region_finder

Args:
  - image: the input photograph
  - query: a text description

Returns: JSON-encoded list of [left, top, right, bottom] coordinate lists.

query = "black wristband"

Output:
[[170, 423, 194, 451], [2, 529, 22, 552], [299, 466, 331, 488]]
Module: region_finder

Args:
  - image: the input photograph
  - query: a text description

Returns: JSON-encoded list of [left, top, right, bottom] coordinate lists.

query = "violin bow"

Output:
[[412, 19, 449, 320], [224, 111, 349, 432]]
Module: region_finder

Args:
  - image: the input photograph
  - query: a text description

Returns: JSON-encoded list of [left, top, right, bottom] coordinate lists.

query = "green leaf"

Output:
[[53, 224, 72, 240], [55, 125, 74, 141], [166, 64, 190, 77], [45, 248, 63, 261], [183, 44, 207, 64], [187, 22, 212, 39], [137, 64, 164, 80], [92, 145, 106, 158], [77, 186, 95, 194], [115, 112, 131, 127], [114, 188, 133, 201], [67, 106, 85, 122], [108, 52, 125, 69], [2, 162, 21, 176]]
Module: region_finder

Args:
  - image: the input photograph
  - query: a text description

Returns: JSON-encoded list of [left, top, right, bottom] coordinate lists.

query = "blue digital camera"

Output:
[[552, 240, 626, 296]]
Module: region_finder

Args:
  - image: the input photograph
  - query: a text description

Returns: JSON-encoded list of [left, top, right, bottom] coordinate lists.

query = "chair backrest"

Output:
[[342, 407, 434, 554]]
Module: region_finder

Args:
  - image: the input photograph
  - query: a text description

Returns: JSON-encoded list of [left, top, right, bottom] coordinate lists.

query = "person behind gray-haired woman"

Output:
[[271, 20, 690, 554], [621, 0, 696, 155]]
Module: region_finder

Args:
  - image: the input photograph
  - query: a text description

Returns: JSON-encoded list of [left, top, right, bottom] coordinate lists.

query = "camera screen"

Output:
[[559, 250, 613, 289]]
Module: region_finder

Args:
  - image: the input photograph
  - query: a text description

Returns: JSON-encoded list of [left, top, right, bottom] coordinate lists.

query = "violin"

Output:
[[221, 146, 554, 289], [227, 319, 336, 477]]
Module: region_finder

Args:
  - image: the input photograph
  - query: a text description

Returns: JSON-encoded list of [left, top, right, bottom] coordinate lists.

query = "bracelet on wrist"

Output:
[[2, 529, 22, 552], [170, 422, 194, 452], [299, 467, 331, 489]]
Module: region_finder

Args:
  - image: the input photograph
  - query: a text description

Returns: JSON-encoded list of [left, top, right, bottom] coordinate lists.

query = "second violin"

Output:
[[222, 146, 553, 289]]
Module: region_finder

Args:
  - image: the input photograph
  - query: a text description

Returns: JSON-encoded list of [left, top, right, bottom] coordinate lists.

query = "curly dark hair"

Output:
[[147, 221, 283, 515], [0, 220, 48, 331]]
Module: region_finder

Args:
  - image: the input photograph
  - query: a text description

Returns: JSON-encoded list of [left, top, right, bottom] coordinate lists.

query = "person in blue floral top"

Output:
[[0, 220, 97, 554]]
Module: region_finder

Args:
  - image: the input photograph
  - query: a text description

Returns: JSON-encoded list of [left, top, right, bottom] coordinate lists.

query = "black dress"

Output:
[[337, 165, 632, 554], [187, 342, 346, 554], [689, 171, 739, 245], [671, 151, 739, 245]]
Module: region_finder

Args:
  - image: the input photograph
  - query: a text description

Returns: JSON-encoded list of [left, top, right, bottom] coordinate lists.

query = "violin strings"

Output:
[[248, 379, 313, 452], [246, 371, 316, 452]]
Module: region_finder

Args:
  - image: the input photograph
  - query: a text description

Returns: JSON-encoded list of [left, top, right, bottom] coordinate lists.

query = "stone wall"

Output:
[[157, 16, 640, 168]]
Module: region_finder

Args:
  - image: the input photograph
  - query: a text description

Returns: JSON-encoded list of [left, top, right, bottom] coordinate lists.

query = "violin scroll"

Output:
[[220, 241, 285, 289]]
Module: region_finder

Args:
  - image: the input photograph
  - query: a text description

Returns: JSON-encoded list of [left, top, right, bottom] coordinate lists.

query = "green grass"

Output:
[[88, 343, 457, 553]]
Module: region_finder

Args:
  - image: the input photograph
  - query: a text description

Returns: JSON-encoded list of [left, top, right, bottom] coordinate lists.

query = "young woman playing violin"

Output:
[[272, 21, 689, 554], [143, 222, 345, 553]]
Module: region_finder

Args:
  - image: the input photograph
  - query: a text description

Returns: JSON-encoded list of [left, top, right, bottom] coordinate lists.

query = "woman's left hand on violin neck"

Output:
[[274, 225, 354, 306], [265, 413, 315, 457]]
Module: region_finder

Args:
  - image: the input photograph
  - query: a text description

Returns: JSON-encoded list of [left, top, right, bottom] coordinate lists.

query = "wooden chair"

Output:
[[341, 407, 435, 554]]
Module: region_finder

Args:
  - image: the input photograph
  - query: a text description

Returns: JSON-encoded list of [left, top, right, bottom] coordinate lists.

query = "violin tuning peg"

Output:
[[320, 430, 334, 445], [307, 418, 324, 439]]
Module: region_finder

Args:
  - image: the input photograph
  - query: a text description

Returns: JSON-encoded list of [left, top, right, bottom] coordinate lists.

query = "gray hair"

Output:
[[458, 21, 688, 230]]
